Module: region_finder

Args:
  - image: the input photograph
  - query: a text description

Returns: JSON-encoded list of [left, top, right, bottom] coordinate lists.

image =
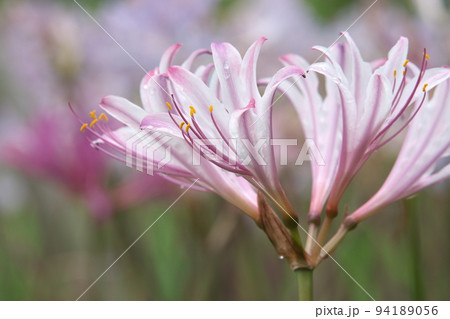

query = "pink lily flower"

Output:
[[282, 32, 450, 225], [278, 53, 342, 226], [157, 38, 304, 226], [79, 43, 260, 222], [348, 78, 450, 223], [318, 78, 450, 262]]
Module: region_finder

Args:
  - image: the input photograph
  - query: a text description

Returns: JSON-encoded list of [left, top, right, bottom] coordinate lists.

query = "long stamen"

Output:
[[392, 50, 428, 116], [210, 105, 237, 154], [392, 70, 397, 93], [171, 94, 189, 124], [185, 105, 239, 167], [391, 61, 409, 112], [374, 50, 429, 144], [164, 96, 250, 175], [373, 86, 428, 151], [72, 103, 194, 177]]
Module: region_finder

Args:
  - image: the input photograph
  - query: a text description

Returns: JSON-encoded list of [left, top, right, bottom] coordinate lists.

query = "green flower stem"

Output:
[[290, 228, 303, 251], [295, 268, 313, 301], [405, 198, 425, 300]]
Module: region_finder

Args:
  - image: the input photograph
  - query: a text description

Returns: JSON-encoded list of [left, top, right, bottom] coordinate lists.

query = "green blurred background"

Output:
[[0, 0, 449, 300]]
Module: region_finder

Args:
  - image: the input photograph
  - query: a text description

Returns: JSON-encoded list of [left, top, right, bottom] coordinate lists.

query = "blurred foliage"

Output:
[[302, 0, 356, 21], [1, 176, 449, 300], [302, 0, 416, 22], [214, 0, 242, 21], [56, 0, 110, 11]]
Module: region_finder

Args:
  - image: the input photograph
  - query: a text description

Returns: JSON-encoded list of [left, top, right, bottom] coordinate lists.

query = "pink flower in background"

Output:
[[1, 112, 174, 220], [283, 32, 450, 223], [1, 113, 112, 219], [348, 78, 450, 222]]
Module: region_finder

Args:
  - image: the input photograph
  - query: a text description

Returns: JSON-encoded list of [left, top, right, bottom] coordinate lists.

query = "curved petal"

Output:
[[359, 74, 392, 141], [261, 65, 305, 115], [240, 37, 267, 100], [181, 49, 211, 71], [194, 63, 215, 84], [375, 36, 409, 79], [140, 112, 184, 139], [159, 43, 182, 73], [279, 54, 319, 138], [411, 156, 450, 194], [370, 58, 387, 71], [279, 53, 310, 69], [100, 95, 147, 129], [140, 73, 172, 113], [211, 41, 244, 110], [341, 32, 372, 110], [229, 100, 277, 189]]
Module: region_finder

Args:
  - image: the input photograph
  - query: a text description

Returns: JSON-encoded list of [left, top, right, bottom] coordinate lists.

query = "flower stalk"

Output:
[[296, 268, 313, 301]]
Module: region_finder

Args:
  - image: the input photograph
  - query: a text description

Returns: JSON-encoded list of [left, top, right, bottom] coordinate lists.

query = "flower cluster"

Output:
[[78, 34, 450, 268]]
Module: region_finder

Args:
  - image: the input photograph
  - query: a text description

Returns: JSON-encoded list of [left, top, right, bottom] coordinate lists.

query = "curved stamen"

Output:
[[392, 70, 397, 93], [374, 50, 429, 144], [370, 87, 428, 152], [171, 94, 189, 124], [210, 106, 237, 154], [391, 67, 408, 113], [164, 96, 252, 175]]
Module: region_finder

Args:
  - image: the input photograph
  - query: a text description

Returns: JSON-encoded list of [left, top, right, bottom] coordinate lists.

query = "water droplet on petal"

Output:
[[223, 62, 231, 79], [278, 255, 285, 260], [143, 84, 149, 90]]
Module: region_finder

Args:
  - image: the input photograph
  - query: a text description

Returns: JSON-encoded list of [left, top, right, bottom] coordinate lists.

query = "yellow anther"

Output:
[[80, 123, 88, 132], [166, 102, 172, 110], [403, 59, 409, 67], [89, 118, 98, 128], [189, 106, 196, 117], [179, 121, 185, 129], [403, 70, 406, 76], [209, 105, 213, 112], [393, 70, 397, 76], [185, 123, 191, 132], [99, 113, 109, 121], [422, 83, 428, 92], [89, 110, 97, 119], [424, 53, 430, 60]]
